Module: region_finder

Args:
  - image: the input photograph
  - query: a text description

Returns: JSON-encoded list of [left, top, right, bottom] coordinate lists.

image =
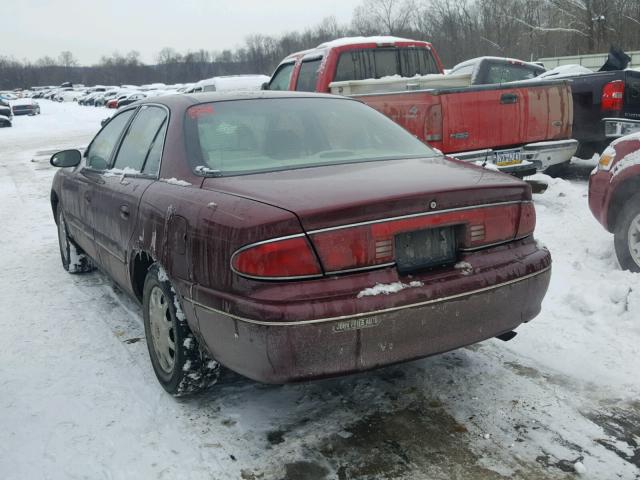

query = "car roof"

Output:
[[135, 90, 350, 110]]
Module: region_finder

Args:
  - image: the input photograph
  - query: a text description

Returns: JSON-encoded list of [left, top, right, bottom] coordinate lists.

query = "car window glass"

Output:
[[86, 109, 135, 170], [335, 48, 440, 82], [142, 119, 167, 176], [295, 59, 322, 92], [269, 63, 294, 90], [185, 98, 435, 175], [451, 64, 474, 75], [113, 106, 167, 172]]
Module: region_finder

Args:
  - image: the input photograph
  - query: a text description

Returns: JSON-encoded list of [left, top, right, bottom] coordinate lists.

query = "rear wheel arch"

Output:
[[608, 176, 640, 231], [50, 190, 60, 223], [130, 250, 157, 302]]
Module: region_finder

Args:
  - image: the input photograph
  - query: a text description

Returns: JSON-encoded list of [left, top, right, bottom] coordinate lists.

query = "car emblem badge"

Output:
[[333, 316, 382, 333]]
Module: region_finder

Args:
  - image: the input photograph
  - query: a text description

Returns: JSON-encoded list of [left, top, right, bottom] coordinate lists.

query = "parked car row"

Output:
[[0, 92, 40, 127]]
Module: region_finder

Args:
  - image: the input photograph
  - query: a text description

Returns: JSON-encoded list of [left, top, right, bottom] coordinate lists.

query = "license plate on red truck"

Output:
[[494, 149, 523, 167]]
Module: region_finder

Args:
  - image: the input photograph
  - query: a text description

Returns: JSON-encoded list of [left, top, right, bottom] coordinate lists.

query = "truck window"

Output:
[[295, 59, 322, 92], [269, 63, 294, 91], [487, 64, 540, 83], [334, 47, 439, 82]]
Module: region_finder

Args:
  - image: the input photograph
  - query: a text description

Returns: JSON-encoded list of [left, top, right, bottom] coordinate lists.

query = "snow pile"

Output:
[[506, 173, 640, 392], [611, 147, 640, 178], [161, 177, 192, 186], [103, 167, 140, 177], [357, 280, 423, 298]]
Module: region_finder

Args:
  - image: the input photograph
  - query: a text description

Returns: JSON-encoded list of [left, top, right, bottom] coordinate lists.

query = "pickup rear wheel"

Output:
[[142, 264, 220, 396], [614, 194, 640, 272], [57, 209, 94, 273]]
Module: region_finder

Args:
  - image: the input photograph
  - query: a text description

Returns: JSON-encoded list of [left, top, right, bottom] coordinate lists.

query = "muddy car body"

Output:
[[50, 91, 551, 394]]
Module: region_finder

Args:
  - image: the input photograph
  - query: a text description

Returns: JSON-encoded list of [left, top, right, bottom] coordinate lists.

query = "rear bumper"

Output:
[[451, 139, 578, 174], [185, 239, 551, 383], [603, 118, 640, 139]]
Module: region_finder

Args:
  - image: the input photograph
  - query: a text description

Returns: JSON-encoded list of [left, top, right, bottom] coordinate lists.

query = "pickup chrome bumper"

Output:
[[603, 118, 640, 138], [450, 139, 578, 175]]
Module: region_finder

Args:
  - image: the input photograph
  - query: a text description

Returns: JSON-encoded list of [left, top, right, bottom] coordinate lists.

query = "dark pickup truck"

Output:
[[566, 69, 640, 156]]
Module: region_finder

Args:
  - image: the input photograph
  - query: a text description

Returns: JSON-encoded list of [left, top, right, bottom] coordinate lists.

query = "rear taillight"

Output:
[[601, 80, 625, 112], [231, 236, 322, 280], [310, 203, 533, 273], [516, 202, 536, 238], [424, 104, 443, 142], [232, 202, 536, 280]]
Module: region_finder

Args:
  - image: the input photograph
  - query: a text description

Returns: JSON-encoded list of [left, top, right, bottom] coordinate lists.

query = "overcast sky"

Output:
[[6, 0, 364, 65]]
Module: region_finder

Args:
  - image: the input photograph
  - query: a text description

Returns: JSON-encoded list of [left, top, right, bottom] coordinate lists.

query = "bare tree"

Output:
[[352, 0, 416, 35]]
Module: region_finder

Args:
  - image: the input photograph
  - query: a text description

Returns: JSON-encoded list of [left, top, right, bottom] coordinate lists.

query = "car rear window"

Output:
[[334, 47, 440, 82], [184, 97, 435, 176]]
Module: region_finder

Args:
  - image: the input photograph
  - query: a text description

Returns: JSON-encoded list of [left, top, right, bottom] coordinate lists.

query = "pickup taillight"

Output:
[[601, 80, 625, 112], [424, 104, 443, 142]]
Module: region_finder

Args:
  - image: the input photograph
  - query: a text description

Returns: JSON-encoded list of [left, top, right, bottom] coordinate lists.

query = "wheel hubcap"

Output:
[[628, 213, 640, 267], [148, 286, 176, 374]]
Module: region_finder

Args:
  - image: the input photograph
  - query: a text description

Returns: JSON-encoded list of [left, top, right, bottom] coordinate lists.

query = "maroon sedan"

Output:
[[589, 133, 640, 271], [50, 92, 551, 395]]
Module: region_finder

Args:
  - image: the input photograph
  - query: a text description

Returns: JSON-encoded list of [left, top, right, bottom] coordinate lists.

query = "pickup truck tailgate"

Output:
[[439, 81, 572, 154]]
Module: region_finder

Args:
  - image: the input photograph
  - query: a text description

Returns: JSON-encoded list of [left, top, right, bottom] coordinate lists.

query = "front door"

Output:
[[65, 108, 137, 261], [90, 105, 168, 289]]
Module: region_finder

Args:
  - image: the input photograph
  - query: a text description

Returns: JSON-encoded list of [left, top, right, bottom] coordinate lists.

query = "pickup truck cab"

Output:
[[589, 133, 640, 272], [268, 37, 577, 176]]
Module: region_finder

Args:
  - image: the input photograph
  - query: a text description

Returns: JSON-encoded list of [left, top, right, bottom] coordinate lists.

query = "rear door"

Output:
[[90, 105, 168, 288]]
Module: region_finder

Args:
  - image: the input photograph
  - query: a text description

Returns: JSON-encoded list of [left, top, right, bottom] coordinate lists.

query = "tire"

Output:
[[614, 193, 640, 273], [143, 264, 220, 396], [544, 160, 570, 178], [57, 209, 94, 273]]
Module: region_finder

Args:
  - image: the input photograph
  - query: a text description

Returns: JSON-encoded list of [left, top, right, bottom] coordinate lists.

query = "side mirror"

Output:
[[261, 82, 270, 91], [50, 149, 81, 168]]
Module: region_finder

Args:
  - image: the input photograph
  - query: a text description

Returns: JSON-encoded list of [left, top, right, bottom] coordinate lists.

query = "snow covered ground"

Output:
[[0, 101, 638, 480]]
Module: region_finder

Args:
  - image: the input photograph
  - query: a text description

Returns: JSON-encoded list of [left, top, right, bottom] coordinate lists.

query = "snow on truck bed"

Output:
[[0, 101, 638, 480]]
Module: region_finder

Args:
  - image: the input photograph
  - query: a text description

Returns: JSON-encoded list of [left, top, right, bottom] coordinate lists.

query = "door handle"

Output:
[[500, 93, 518, 104], [120, 205, 130, 220]]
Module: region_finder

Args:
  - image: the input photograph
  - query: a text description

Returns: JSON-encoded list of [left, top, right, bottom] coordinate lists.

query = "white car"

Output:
[[184, 75, 270, 93], [56, 89, 85, 102]]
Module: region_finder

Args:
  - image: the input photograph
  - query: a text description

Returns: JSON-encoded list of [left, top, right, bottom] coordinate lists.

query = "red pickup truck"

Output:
[[267, 36, 577, 176]]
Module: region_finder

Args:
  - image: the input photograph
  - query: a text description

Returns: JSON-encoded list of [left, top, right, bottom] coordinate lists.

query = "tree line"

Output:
[[2, 0, 640, 89]]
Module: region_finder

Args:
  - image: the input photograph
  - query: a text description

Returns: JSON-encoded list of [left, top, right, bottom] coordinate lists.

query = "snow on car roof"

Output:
[[452, 56, 544, 71], [538, 64, 593, 78], [316, 36, 427, 48]]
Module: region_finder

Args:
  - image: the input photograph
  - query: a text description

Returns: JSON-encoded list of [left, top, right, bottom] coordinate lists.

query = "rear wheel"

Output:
[[614, 194, 640, 272], [143, 264, 220, 396], [57, 209, 94, 273]]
